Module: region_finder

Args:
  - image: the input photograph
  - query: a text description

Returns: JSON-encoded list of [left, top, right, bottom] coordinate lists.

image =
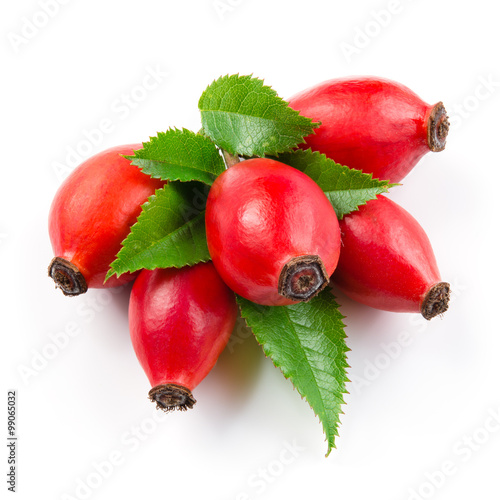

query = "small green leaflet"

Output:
[[106, 182, 210, 280], [237, 291, 349, 456], [199, 74, 319, 157], [276, 149, 395, 218], [127, 129, 225, 185]]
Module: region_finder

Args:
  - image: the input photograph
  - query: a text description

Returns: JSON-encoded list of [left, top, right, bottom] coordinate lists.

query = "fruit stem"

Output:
[[222, 150, 241, 169], [148, 384, 196, 412], [48, 257, 88, 296], [421, 282, 451, 320], [278, 255, 329, 302], [427, 102, 449, 152]]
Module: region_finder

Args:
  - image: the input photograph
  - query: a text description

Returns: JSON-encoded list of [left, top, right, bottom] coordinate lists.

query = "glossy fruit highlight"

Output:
[[288, 76, 449, 183], [48, 145, 164, 296], [205, 158, 341, 306], [331, 195, 450, 319], [129, 263, 238, 411]]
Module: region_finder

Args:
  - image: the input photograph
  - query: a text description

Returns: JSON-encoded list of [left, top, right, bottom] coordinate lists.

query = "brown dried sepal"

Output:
[[148, 384, 196, 412], [428, 102, 450, 152], [48, 257, 88, 296], [278, 255, 329, 302], [421, 282, 451, 320]]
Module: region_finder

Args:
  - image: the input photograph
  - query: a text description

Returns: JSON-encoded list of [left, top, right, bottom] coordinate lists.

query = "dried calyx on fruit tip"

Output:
[[421, 282, 451, 320], [332, 196, 450, 317], [428, 102, 450, 152], [287, 77, 451, 183], [148, 384, 196, 412], [205, 158, 340, 306], [48, 257, 88, 296], [130, 265, 237, 412], [278, 255, 329, 302], [48, 145, 165, 295]]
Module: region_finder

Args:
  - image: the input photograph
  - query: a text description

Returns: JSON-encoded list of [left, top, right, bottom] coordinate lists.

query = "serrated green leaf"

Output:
[[199, 74, 319, 157], [128, 128, 225, 185], [237, 290, 349, 456], [276, 149, 395, 218], [106, 182, 210, 279]]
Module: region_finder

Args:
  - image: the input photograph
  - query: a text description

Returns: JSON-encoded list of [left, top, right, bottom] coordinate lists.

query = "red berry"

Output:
[[129, 263, 238, 411], [48, 145, 164, 296], [331, 195, 450, 320], [288, 76, 449, 183], [205, 158, 341, 306]]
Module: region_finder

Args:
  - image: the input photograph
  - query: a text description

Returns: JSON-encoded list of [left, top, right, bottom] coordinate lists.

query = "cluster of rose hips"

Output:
[[48, 76, 450, 412]]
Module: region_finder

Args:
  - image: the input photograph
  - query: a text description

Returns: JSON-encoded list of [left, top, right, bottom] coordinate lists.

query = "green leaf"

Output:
[[237, 290, 349, 456], [128, 128, 225, 185], [106, 182, 210, 279], [199, 74, 319, 157], [276, 149, 395, 218]]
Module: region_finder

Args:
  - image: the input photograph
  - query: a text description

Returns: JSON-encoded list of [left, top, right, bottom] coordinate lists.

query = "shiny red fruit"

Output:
[[48, 145, 164, 296], [288, 76, 449, 183], [129, 263, 238, 411], [331, 195, 450, 320], [205, 158, 341, 306]]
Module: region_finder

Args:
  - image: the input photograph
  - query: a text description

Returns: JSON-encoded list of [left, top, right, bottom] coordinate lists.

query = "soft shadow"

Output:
[[107, 281, 134, 317], [330, 285, 387, 338], [204, 314, 265, 413]]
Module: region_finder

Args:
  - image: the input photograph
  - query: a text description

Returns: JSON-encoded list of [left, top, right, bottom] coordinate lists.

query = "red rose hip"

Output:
[[205, 158, 341, 306], [331, 195, 450, 320], [288, 76, 449, 183], [48, 144, 164, 296], [129, 263, 238, 411]]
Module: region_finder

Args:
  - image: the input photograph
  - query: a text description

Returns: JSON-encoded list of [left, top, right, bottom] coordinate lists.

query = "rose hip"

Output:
[[205, 158, 341, 306], [331, 195, 450, 319], [129, 263, 238, 411], [288, 76, 449, 183], [48, 145, 164, 296]]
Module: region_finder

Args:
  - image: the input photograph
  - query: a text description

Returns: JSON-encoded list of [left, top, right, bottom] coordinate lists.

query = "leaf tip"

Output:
[[104, 267, 117, 283]]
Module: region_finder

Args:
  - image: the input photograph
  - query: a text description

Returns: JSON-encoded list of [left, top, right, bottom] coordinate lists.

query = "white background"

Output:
[[1, 1, 499, 499]]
